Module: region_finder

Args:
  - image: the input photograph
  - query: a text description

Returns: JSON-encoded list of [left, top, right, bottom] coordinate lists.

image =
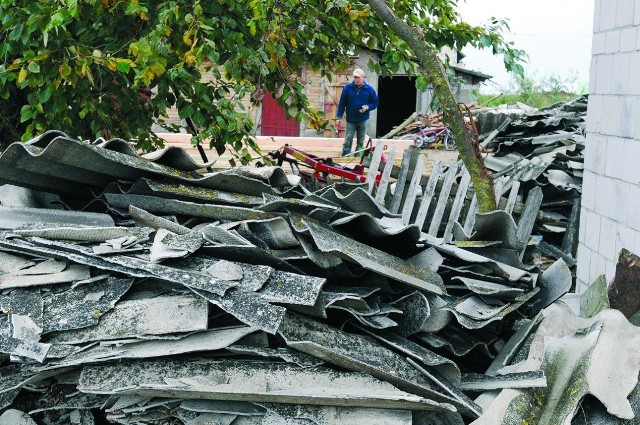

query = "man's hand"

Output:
[[336, 120, 342, 131], [359, 105, 369, 113]]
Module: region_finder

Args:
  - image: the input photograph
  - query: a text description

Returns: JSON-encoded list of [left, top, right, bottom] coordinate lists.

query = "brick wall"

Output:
[[577, 0, 640, 292]]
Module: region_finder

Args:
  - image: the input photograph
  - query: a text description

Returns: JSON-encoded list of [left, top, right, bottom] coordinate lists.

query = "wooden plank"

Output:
[[375, 144, 397, 205], [462, 194, 478, 236], [428, 161, 461, 237], [401, 155, 426, 225], [366, 140, 385, 194], [389, 148, 416, 214], [413, 160, 442, 230], [443, 168, 471, 243]]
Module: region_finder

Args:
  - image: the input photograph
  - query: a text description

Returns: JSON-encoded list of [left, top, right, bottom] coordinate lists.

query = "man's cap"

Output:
[[352, 68, 365, 77]]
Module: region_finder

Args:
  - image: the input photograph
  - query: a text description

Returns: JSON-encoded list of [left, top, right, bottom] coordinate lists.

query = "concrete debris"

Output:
[[0, 114, 637, 425]]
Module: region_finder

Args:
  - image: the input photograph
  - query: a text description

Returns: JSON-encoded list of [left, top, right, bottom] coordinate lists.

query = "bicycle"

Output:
[[410, 126, 456, 151]]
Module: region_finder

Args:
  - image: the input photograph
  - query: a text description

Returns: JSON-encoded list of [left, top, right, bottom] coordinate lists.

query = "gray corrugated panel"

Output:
[[474, 304, 640, 425], [293, 216, 445, 295], [485, 315, 541, 377], [330, 213, 422, 248], [258, 403, 412, 425], [462, 210, 523, 251], [78, 358, 449, 411], [450, 277, 525, 300], [149, 229, 204, 262], [237, 218, 301, 250], [0, 333, 51, 363], [189, 287, 285, 335], [140, 146, 217, 171], [429, 239, 536, 285], [258, 270, 325, 307], [544, 169, 582, 191], [0, 251, 35, 273], [12, 226, 150, 243], [526, 259, 572, 316], [0, 265, 90, 290], [0, 236, 235, 296], [226, 345, 325, 368], [258, 196, 340, 215], [317, 187, 392, 218], [105, 193, 278, 222], [327, 301, 401, 330], [46, 294, 209, 343], [390, 291, 451, 335], [0, 137, 299, 197], [42, 277, 133, 333], [459, 371, 546, 391], [443, 289, 538, 330], [0, 206, 114, 229], [278, 313, 474, 416], [180, 400, 265, 415], [128, 205, 191, 235], [200, 245, 304, 274], [126, 178, 263, 206], [27, 389, 107, 414], [350, 324, 460, 383], [414, 327, 493, 358], [45, 326, 256, 367]]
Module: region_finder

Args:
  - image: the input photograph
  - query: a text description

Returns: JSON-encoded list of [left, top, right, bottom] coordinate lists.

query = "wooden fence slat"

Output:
[[389, 148, 416, 214], [428, 161, 461, 237], [462, 194, 478, 236], [366, 140, 385, 194], [443, 168, 471, 243], [413, 159, 443, 229], [401, 155, 426, 225], [375, 144, 397, 205]]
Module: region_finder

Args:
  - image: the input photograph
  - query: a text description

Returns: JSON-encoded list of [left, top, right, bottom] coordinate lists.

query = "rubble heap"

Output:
[[480, 96, 587, 269], [0, 126, 638, 425]]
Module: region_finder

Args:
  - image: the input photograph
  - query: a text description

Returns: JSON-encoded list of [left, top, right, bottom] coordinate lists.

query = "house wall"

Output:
[[576, 0, 640, 292]]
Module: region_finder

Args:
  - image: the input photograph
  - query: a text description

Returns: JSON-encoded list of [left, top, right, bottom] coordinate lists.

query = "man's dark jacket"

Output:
[[337, 81, 379, 123]]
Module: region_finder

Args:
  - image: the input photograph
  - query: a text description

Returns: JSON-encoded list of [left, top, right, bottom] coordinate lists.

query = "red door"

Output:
[[261, 93, 299, 136]]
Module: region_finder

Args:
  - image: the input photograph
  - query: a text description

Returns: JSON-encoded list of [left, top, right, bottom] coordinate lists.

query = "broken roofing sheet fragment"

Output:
[[44, 326, 257, 366], [47, 294, 208, 344], [257, 403, 413, 425], [278, 313, 480, 417], [41, 276, 133, 333], [292, 215, 445, 295], [78, 358, 449, 411], [105, 193, 278, 222], [125, 178, 265, 207], [149, 228, 204, 263], [0, 236, 235, 295], [472, 304, 640, 425]]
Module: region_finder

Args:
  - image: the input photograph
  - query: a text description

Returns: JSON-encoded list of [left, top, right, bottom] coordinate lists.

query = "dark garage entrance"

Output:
[[376, 76, 417, 137]]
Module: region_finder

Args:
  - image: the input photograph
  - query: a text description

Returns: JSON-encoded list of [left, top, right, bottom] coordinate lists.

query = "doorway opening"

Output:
[[376, 76, 417, 137]]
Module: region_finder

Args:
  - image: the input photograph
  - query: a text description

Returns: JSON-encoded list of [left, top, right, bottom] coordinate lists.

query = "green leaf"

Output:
[[17, 68, 27, 84], [27, 61, 40, 73], [116, 60, 131, 73]]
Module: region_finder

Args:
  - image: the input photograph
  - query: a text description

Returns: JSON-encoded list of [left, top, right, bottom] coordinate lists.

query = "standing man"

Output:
[[336, 68, 379, 156]]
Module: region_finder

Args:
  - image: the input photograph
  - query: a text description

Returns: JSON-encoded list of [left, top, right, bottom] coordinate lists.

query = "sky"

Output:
[[456, 0, 595, 93]]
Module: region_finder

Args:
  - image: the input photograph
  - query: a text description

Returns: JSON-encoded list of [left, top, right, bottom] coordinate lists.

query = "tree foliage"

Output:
[[0, 0, 525, 161]]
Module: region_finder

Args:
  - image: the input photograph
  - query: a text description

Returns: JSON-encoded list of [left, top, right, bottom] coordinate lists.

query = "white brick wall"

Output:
[[577, 0, 640, 291]]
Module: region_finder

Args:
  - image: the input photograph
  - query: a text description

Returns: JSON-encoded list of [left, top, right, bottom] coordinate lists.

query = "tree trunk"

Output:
[[366, 0, 496, 212]]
